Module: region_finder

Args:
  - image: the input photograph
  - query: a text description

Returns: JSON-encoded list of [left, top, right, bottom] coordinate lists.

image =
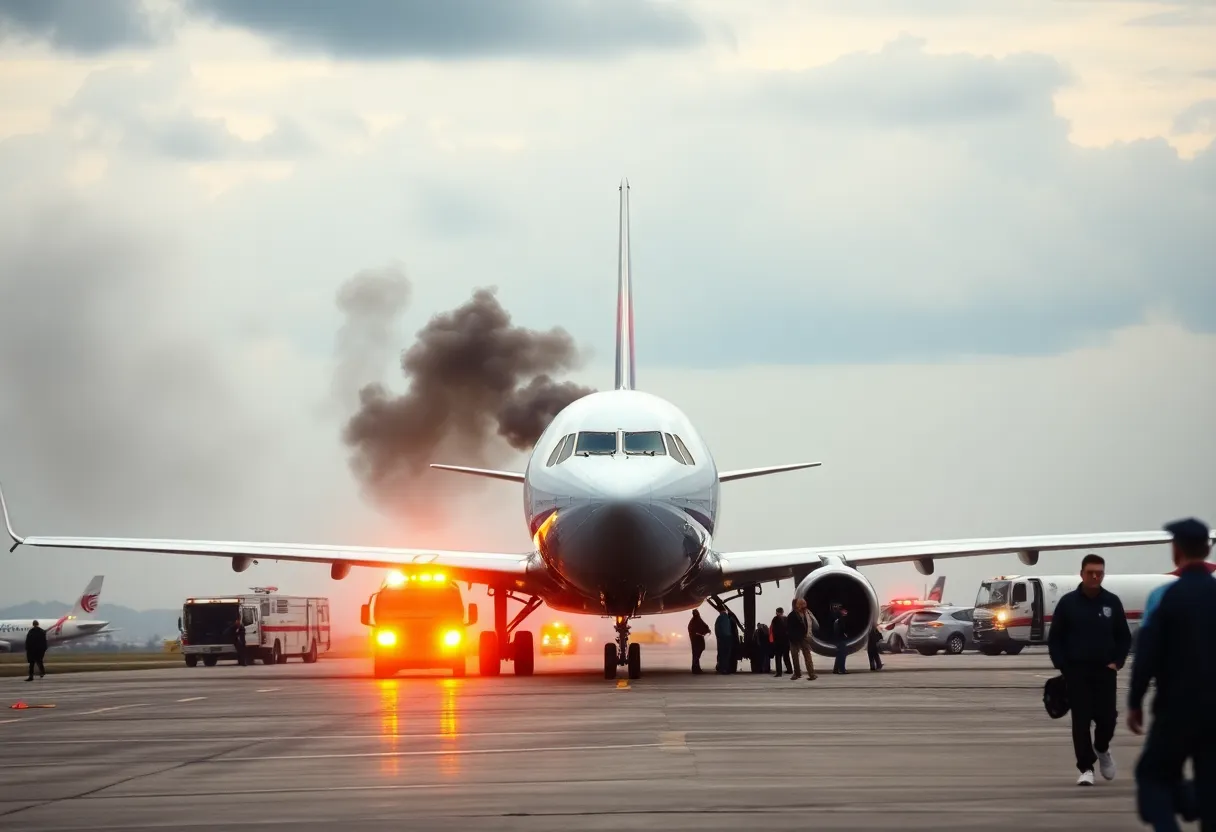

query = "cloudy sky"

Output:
[[1, 0, 1213, 640]]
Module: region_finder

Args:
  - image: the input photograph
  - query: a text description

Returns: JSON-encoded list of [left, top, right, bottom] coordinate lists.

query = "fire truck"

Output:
[[362, 570, 478, 678], [971, 572, 1185, 655], [178, 587, 332, 666]]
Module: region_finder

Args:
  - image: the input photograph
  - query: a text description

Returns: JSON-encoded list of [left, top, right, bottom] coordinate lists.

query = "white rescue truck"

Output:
[[971, 573, 1174, 655], [178, 587, 331, 667]]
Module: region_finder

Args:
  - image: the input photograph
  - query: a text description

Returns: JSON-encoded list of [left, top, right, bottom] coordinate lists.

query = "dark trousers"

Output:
[[867, 642, 883, 670], [1065, 664, 1117, 772], [26, 656, 45, 679], [1135, 717, 1211, 831], [772, 644, 792, 675], [690, 638, 705, 673], [834, 640, 848, 673], [234, 643, 247, 666]]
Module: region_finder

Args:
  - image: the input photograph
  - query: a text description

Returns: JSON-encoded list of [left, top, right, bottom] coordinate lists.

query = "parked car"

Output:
[[906, 606, 976, 655], [879, 610, 916, 653]]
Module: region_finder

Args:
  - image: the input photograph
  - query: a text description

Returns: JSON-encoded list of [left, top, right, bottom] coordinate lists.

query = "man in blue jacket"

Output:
[[1047, 553, 1132, 786], [1127, 517, 1214, 830]]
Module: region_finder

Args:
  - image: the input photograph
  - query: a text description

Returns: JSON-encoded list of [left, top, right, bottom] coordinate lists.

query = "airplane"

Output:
[[0, 575, 116, 653], [3, 180, 1212, 680]]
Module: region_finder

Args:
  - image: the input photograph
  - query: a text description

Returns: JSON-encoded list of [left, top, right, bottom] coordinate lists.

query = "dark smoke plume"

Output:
[[334, 268, 596, 522]]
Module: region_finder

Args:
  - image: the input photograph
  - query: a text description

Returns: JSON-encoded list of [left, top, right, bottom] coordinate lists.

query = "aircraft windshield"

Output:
[[623, 431, 666, 455], [575, 431, 617, 455], [975, 581, 1011, 609]]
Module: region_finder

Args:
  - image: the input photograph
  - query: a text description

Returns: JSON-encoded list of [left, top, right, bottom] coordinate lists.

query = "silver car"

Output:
[[906, 606, 975, 655]]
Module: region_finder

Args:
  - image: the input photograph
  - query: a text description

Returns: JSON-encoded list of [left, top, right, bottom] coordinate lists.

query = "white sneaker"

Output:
[[1097, 751, 1116, 781], [1077, 769, 1095, 786]]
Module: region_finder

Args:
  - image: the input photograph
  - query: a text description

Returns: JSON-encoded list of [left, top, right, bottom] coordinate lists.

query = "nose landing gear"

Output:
[[603, 616, 641, 680]]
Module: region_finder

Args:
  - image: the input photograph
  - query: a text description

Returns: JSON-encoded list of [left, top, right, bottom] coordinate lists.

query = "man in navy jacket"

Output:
[[1048, 553, 1132, 786]]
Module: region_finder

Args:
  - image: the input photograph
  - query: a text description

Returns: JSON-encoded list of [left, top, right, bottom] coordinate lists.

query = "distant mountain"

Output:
[[0, 601, 179, 644]]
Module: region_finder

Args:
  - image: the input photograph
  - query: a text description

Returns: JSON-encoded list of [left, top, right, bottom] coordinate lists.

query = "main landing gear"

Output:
[[604, 616, 641, 680], [707, 582, 764, 673], [479, 586, 542, 677]]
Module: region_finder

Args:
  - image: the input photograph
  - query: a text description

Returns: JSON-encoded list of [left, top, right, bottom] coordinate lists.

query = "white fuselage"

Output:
[[522, 389, 723, 617], [0, 617, 111, 653]]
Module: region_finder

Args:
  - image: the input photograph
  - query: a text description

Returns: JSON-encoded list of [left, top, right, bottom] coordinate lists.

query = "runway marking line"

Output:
[[177, 697, 206, 703], [76, 704, 151, 716], [219, 742, 662, 762], [255, 688, 280, 693]]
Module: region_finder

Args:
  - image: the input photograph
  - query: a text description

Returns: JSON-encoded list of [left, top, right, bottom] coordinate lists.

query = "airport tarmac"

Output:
[[0, 647, 1159, 830]]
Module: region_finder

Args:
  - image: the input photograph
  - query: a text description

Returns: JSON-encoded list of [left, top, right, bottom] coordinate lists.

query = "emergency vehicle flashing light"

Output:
[[385, 570, 448, 587]]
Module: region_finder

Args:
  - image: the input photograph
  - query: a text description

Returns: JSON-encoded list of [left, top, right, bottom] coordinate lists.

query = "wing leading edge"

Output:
[[713, 529, 1212, 587], [0, 483, 533, 588]]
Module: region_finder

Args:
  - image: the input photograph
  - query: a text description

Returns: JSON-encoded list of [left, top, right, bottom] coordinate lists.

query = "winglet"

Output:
[[615, 178, 636, 391], [0, 482, 25, 551]]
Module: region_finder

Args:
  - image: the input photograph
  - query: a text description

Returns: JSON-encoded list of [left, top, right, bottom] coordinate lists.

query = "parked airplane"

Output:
[[0, 576, 115, 652], [2, 182, 1210, 680]]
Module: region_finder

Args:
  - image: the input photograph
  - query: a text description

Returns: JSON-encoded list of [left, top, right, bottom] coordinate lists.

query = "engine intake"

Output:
[[792, 564, 880, 656]]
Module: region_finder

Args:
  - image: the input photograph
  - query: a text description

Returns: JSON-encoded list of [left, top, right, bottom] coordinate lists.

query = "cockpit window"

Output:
[[575, 431, 617, 455], [623, 431, 666, 455], [546, 434, 571, 467], [555, 433, 576, 464], [672, 435, 695, 464], [664, 433, 687, 464]]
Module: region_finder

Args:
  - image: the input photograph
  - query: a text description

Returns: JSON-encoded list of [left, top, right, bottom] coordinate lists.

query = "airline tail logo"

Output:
[[80, 593, 99, 614]]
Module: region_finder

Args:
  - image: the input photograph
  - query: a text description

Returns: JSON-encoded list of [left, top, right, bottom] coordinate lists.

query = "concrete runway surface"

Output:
[[0, 647, 1158, 831]]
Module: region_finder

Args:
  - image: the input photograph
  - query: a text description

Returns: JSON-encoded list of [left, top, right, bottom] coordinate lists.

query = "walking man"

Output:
[[832, 606, 850, 674], [770, 607, 792, 677], [1047, 553, 1132, 786], [1127, 517, 1213, 829], [786, 599, 818, 681], [687, 610, 710, 674], [231, 614, 247, 666], [25, 620, 47, 681], [867, 623, 884, 671]]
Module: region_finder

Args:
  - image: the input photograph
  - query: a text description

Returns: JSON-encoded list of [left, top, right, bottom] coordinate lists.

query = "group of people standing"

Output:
[[687, 597, 874, 678]]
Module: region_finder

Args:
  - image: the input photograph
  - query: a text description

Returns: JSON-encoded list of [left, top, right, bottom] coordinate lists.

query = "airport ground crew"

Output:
[[1047, 553, 1132, 786], [867, 624, 883, 671], [25, 620, 47, 681], [753, 623, 771, 673], [832, 606, 849, 674], [770, 607, 792, 677], [688, 610, 710, 673], [786, 599, 818, 681], [714, 610, 736, 674], [1127, 517, 1214, 829], [231, 615, 247, 666]]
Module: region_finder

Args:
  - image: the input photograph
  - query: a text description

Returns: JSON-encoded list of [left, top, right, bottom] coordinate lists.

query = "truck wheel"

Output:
[[275, 640, 287, 664], [303, 641, 318, 664], [1004, 644, 1024, 655], [264, 643, 280, 665], [981, 645, 1003, 656], [184, 655, 198, 667], [479, 631, 500, 676], [202, 656, 217, 667], [916, 647, 936, 656]]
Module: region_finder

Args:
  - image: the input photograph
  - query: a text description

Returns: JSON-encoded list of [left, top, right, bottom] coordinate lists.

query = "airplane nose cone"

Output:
[[548, 498, 699, 613]]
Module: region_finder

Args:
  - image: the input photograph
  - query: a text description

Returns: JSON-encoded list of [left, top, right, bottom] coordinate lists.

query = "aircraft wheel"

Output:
[[479, 631, 500, 676], [603, 643, 616, 679], [513, 630, 534, 676], [627, 642, 641, 680]]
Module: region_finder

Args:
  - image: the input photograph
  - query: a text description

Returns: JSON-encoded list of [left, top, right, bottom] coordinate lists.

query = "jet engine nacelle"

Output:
[[331, 562, 351, 581], [231, 556, 253, 573], [792, 563, 880, 657], [0, 641, 11, 653]]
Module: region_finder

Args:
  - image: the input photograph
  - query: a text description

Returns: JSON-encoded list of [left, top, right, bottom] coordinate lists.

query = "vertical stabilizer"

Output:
[[927, 576, 946, 603], [72, 575, 104, 618], [615, 179, 636, 390]]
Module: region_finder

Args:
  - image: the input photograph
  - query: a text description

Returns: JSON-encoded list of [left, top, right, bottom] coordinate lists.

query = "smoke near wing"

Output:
[[334, 268, 596, 522]]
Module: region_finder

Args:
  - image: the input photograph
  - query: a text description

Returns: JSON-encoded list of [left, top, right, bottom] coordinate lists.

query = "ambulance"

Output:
[[178, 588, 331, 667], [970, 572, 1177, 655]]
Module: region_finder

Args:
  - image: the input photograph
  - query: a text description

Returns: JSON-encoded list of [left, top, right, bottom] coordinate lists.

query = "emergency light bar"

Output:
[[186, 598, 242, 604], [384, 570, 447, 587]]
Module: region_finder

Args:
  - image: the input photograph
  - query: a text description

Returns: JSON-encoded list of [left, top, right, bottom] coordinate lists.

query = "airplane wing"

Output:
[[1, 483, 533, 588], [713, 529, 1209, 587]]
